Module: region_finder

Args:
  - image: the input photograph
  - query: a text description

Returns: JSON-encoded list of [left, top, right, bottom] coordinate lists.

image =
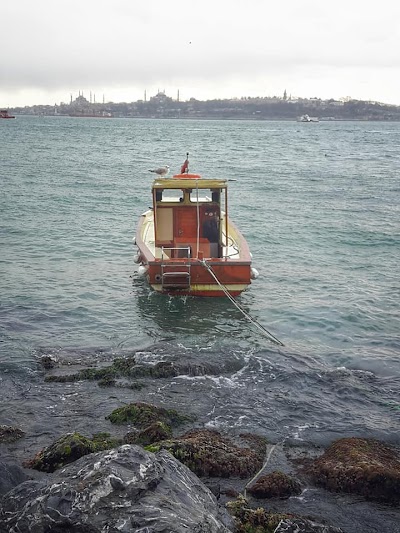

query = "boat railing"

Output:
[[161, 246, 191, 260]]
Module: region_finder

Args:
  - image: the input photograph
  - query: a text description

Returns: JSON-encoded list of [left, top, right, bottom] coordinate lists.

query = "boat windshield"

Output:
[[189, 189, 220, 203], [157, 189, 183, 202]]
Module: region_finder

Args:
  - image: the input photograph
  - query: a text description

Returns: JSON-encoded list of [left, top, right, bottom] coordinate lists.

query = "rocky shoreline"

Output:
[[1, 354, 399, 532]]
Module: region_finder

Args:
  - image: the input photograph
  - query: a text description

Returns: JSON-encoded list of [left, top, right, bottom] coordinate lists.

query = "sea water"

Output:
[[1, 116, 399, 531]]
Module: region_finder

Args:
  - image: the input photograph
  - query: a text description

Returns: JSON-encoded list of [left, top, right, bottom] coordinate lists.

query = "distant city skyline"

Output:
[[2, 0, 400, 108], [7, 88, 399, 109]]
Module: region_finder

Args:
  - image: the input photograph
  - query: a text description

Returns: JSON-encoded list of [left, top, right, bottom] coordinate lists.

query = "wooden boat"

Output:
[[134, 157, 258, 297], [297, 114, 319, 122], [0, 109, 15, 119]]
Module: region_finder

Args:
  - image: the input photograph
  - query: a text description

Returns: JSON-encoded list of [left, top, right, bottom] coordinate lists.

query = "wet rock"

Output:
[[44, 355, 137, 383], [149, 361, 223, 377], [42, 356, 239, 384], [227, 495, 294, 532], [0, 425, 25, 443], [221, 487, 240, 498], [106, 401, 193, 427], [227, 495, 342, 533], [248, 470, 302, 499], [137, 421, 173, 445], [123, 422, 172, 446], [23, 432, 121, 473], [149, 360, 179, 377], [0, 445, 234, 532], [308, 437, 400, 504], [97, 376, 117, 387], [152, 428, 267, 478], [0, 462, 32, 497], [275, 517, 343, 532], [39, 354, 57, 369], [123, 428, 140, 444]]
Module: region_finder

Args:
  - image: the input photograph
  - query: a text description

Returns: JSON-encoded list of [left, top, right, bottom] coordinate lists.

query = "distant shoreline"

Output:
[[8, 92, 400, 122], [12, 114, 400, 122]]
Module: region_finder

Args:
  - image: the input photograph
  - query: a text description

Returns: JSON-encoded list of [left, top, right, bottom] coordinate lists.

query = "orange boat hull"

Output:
[[144, 258, 252, 297]]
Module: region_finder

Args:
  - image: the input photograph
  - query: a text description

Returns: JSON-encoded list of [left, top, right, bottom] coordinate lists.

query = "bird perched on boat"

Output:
[[148, 165, 170, 177]]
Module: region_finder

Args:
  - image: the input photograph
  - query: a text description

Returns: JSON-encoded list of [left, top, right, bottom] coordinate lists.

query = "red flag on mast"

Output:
[[180, 153, 189, 174]]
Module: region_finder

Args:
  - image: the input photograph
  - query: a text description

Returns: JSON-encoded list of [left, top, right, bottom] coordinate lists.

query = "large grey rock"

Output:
[[0, 461, 31, 497], [0, 445, 233, 532]]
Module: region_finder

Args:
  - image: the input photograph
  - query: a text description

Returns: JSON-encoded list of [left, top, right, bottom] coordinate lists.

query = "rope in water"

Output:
[[200, 259, 284, 346]]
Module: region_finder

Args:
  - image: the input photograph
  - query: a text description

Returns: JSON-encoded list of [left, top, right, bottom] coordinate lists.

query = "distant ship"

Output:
[[297, 114, 319, 122], [0, 109, 15, 119]]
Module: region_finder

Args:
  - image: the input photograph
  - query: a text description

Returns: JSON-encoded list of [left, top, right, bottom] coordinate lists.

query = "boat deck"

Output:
[[140, 209, 240, 260]]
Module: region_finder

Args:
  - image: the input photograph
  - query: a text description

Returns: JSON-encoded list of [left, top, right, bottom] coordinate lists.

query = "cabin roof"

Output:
[[152, 177, 227, 190]]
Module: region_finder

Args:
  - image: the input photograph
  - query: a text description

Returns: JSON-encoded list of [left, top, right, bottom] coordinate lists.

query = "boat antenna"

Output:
[[180, 152, 189, 174]]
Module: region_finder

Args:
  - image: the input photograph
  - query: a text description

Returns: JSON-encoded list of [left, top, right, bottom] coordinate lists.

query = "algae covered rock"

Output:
[[106, 401, 193, 428], [23, 432, 121, 473], [123, 422, 173, 446], [152, 428, 267, 478], [1, 445, 233, 532], [227, 495, 343, 533], [227, 494, 294, 532], [308, 437, 400, 503], [248, 470, 302, 499], [44, 356, 138, 383], [0, 425, 25, 443]]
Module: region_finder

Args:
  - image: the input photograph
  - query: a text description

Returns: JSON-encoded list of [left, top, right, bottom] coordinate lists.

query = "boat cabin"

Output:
[[152, 174, 228, 260]]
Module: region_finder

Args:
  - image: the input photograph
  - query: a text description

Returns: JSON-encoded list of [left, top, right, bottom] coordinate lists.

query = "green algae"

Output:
[[248, 471, 302, 499], [106, 402, 194, 428], [44, 356, 138, 384], [145, 444, 161, 453], [23, 432, 122, 473], [151, 429, 266, 478], [43, 359, 194, 385], [227, 495, 294, 533], [308, 437, 400, 504]]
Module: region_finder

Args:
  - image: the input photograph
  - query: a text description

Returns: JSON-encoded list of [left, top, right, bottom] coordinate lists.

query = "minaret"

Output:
[[177, 89, 180, 102]]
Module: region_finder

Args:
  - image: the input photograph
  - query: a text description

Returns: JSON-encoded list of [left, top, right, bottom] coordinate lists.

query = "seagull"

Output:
[[148, 165, 170, 177]]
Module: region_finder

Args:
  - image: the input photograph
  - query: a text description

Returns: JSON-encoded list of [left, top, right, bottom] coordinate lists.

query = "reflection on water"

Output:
[[133, 274, 269, 348]]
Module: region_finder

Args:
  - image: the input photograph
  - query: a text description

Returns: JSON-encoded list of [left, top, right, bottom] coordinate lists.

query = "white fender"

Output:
[[138, 264, 149, 277], [133, 253, 141, 264], [251, 267, 259, 280]]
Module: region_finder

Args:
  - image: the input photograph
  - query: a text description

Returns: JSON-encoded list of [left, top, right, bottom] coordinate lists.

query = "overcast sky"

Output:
[[2, 0, 400, 107]]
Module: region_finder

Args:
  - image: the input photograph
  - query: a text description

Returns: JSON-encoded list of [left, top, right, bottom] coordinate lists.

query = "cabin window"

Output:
[[189, 188, 221, 203], [189, 189, 212, 203], [157, 189, 183, 203]]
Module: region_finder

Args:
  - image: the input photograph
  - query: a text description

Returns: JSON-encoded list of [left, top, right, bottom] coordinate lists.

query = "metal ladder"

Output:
[[161, 247, 191, 289]]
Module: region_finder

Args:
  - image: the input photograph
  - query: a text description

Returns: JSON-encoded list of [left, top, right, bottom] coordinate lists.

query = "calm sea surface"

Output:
[[1, 117, 399, 531]]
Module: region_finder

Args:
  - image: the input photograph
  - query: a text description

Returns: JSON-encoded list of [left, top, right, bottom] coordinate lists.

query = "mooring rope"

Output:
[[243, 442, 278, 497], [200, 259, 284, 346]]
